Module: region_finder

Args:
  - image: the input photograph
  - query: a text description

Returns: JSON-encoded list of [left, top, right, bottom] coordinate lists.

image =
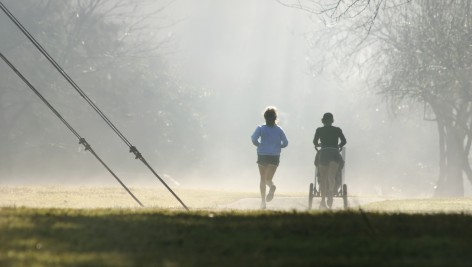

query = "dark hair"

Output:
[[321, 112, 334, 125], [264, 106, 278, 126]]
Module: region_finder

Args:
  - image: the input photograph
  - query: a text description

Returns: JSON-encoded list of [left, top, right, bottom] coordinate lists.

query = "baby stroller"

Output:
[[308, 147, 348, 210]]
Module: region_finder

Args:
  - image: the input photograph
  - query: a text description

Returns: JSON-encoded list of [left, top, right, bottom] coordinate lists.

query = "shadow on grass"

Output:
[[0, 208, 471, 267]]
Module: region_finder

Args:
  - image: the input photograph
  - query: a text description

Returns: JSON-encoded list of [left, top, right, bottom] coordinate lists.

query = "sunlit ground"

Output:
[[0, 185, 261, 209], [362, 198, 472, 214], [1, 185, 472, 214]]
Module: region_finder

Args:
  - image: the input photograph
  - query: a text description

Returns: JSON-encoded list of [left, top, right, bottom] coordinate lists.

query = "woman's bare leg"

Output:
[[326, 161, 340, 208], [265, 164, 277, 187], [258, 164, 267, 208], [258, 164, 278, 207], [265, 164, 278, 202], [318, 164, 328, 208]]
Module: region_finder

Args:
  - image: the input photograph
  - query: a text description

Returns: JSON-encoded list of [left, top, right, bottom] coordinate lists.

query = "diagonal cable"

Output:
[[0, 1, 189, 211], [0, 51, 144, 208]]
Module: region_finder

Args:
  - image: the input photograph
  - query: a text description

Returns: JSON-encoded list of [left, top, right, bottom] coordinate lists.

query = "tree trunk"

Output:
[[434, 119, 465, 197]]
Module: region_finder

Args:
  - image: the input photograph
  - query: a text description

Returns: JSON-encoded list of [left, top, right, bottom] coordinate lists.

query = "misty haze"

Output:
[[2, 2, 472, 266], [1, 0, 471, 211]]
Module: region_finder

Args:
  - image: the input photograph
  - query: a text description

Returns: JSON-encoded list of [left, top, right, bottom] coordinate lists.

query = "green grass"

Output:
[[1, 207, 471, 267]]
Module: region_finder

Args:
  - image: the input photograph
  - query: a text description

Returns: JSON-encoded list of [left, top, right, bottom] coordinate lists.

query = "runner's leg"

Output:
[[258, 164, 267, 208], [265, 164, 278, 202], [265, 164, 277, 187], [318, 164, 328, 208], [326, 161, 339, 208]]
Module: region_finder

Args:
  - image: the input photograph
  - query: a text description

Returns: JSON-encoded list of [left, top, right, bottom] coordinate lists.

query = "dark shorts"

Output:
[[257, 154, 280, 166], [314, 148, 344, 167]]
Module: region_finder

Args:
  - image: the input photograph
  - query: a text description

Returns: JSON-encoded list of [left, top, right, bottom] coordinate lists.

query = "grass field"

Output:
[[1, 186, 472, 267]]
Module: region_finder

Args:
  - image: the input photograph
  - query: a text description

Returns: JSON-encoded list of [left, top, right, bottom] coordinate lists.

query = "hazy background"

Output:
[[1, 0, 466, 197]]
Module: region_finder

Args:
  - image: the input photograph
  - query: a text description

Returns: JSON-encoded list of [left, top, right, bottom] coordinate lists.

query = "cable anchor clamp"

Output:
[[79, 138, 91, 151], [129, 146, 142, 159]]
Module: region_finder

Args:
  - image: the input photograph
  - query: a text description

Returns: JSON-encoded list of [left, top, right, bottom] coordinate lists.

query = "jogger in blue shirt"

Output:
[[251, 106, 288, 209]]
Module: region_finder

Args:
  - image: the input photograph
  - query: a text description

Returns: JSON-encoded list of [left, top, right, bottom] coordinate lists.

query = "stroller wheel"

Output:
[[308, 183, 314, 210], [342, 184, 348, 209]]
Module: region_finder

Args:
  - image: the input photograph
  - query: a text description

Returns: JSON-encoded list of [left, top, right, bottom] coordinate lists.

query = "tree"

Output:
[[281, 0, 472, 196], [374, 1, 472, 196], [0, 0, 206, 179]]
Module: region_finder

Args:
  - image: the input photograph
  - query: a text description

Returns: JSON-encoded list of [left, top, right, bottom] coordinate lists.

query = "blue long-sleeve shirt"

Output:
[[251, 125, 288, 156]]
